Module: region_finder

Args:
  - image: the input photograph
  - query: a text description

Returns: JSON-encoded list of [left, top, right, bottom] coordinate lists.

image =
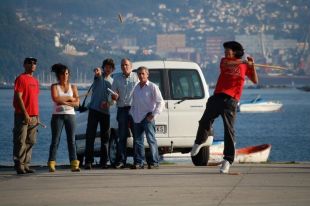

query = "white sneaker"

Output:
[[190, 136, 214, 156], [220, 160, 231, 174]]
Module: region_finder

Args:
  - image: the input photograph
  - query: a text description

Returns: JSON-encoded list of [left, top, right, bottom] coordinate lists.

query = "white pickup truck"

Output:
[[76, 60, 210, 166]]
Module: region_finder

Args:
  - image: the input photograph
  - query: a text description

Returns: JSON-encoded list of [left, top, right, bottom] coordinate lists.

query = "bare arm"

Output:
[[14, 91, 31, 123], [222, 57, 259, 84], [221, 59, 243, 67], [246, 57, 259, 84], [51, 84, 76, 105], [63, 85, 80, 107], [51, 84, 72, 104]]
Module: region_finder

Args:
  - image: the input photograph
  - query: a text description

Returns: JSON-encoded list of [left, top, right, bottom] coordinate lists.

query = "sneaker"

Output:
[[101, 164, 109, 169], [84, 163, 92, 170], [147, 164, 159, 169], [114, 162, 125, 169], [130, 164, 144, 169], [24, 167, 35, 173], [15, 165, 26, 175], [220, 160, 231, 174], [16, 168, 26, 175], [190, 136, 214, 156]]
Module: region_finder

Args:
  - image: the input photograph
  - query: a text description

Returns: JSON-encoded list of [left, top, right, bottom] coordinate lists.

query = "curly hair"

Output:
[[51, 63, 70, 81], [223, 41, 244, 59], [101, 58, 115, 70]]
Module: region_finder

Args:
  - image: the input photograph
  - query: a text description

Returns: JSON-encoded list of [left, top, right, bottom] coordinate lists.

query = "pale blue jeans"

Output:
[[133, 118, 159, 166]]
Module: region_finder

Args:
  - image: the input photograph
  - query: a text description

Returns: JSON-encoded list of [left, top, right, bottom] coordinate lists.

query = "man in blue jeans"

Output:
[[130, 66, 164, 169], [111, 58, 138, 168]]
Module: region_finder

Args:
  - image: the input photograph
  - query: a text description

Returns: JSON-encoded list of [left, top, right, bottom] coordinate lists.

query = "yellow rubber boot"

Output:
[[70, 160, 80, 172], [48, 161, 56, 172]]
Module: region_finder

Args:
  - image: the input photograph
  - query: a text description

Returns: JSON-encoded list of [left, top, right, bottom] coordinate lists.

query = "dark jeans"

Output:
[[116, 106, 134, 165], [195, 93, 238, 164], [85, 109, 110, 165], [49, 114, 77, 162]]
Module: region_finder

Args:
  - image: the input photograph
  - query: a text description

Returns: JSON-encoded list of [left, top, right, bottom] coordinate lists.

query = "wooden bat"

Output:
[[225, 60, 287, 70], [254, 63, 287, 70]]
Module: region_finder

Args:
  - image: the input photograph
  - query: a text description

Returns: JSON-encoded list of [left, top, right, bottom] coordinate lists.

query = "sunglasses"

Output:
[[26, 61, 37, 65]]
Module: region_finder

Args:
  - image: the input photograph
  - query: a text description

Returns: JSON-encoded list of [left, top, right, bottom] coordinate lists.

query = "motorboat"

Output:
[[238, 96, 282, 112]]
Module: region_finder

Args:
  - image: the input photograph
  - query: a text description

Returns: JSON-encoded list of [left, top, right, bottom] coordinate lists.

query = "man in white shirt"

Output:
[[130, 66, 164, 169]]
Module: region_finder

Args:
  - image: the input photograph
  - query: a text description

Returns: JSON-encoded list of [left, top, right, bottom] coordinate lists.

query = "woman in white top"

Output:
[[47, 63, 80, 172]]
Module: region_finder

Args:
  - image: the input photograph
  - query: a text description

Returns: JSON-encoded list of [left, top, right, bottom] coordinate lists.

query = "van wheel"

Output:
[[191, 146, 210, 166], [108, 130, 118, 166]]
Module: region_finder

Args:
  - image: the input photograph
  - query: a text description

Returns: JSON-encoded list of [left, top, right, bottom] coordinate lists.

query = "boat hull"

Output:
[[239, 102, 282, 112], [210, 144, 272, 163], [162, 143, 272, 163]]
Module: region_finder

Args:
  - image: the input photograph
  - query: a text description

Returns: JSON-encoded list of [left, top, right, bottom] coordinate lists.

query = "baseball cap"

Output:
[[24, 57, 37, 64]]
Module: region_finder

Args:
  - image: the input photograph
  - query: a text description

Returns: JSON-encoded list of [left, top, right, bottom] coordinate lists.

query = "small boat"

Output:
[[162, 141, 271, 163], [297, 86, 310, 92], [238, 96, 282, 112], [210, 144, 272, 163]]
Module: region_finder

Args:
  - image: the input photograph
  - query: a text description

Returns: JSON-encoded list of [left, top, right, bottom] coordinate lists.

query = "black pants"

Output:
[[85, 109, 110, 165], [195, 93, 238, 164]]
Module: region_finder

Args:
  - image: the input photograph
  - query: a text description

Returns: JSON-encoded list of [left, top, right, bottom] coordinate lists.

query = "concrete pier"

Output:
[[0, 163, 310, 206]]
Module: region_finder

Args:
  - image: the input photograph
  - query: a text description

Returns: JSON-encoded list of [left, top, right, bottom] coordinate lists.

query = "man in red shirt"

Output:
[[191, 41, 258, 174], [13, 57, 40, 174]]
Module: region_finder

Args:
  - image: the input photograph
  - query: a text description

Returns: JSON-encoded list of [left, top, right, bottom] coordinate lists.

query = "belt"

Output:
[[15, 113, 38, 117], [214, 93, 233, 99], [118, 106, 131, 110]]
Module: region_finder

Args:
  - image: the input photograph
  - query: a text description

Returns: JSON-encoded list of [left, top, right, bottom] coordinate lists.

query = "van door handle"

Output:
[[190, 105, 203, 108]]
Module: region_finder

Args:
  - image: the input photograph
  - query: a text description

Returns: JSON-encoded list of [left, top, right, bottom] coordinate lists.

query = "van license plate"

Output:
[[156, 125, 166, 134]]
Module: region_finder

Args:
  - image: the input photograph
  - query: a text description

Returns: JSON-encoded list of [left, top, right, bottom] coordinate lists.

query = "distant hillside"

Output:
[[0, 1, 160, 83], [1, 0, 309, 83], [0, 3, 62, 82]]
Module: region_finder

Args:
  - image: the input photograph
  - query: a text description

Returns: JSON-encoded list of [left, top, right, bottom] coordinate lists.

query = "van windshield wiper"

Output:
[[175, 96, 196, 104]]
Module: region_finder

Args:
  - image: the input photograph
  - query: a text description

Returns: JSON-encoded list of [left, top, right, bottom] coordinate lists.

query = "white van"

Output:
[[76, 60, 210, 166]]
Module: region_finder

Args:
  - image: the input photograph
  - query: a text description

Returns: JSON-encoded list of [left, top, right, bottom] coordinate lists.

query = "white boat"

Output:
[[210, 144, 272, 163], [238, 96, 283, 112]]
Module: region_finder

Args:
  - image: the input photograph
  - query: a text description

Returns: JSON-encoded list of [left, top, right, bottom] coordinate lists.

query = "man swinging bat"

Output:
[[191, 41, 258, 174]]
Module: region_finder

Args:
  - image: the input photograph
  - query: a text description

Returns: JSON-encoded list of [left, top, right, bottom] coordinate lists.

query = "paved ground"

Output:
[[0, 163, 310, 206]]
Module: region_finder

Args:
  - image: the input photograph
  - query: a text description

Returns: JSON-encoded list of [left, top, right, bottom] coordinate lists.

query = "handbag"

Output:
[[75, 83, 93, 113]]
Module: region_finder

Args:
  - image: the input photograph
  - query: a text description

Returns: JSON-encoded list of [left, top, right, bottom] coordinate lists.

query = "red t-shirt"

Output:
[[13, 73, 40, 115], [214, 57, 254, 101]]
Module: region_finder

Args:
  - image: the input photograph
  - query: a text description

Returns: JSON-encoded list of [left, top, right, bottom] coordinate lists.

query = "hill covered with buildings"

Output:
[[1, 0, 310, 85]]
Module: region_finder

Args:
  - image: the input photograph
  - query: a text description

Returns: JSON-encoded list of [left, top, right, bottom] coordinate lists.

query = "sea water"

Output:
[[1, 88, 310, 165]]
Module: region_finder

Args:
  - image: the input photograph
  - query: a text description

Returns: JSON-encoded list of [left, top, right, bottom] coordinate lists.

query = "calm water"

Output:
[[1, 88, 310, 165]]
